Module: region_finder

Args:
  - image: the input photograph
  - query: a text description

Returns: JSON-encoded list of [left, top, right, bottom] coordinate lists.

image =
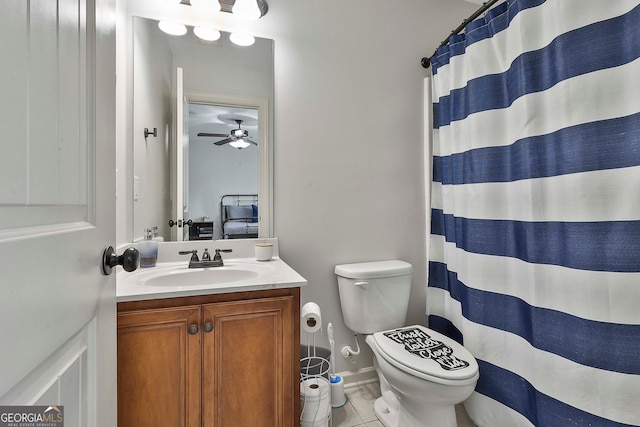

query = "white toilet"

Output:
[[335, 260, 479, 427]]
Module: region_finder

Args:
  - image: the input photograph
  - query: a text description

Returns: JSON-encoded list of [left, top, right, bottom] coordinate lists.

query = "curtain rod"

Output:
[[421, 0, 501, 68]]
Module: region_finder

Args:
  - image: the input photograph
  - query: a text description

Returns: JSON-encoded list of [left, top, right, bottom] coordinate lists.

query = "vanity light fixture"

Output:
[[232, 0, 261, 21], [184, 0, 268, 17], [190, 0, 221, 11], [162, 0, 267, 41], [229, 32, 255, 46], [193, 26, 221, 41], [158, 21, 188, 36]]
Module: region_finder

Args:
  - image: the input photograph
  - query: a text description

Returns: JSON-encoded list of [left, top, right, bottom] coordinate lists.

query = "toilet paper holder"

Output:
[[301, 302, 322, 334]]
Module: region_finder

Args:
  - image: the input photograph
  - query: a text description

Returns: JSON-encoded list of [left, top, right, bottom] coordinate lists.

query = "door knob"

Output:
[[188, 324, 199, 335], [168, 219, 193, 228], [102, 246, 139, 275]]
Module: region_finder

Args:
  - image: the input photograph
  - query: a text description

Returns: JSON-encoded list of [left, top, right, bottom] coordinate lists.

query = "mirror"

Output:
[[132, 16, 274, 241]]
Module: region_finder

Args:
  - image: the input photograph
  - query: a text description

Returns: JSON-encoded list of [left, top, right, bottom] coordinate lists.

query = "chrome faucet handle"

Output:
[[179, 250, 199, 262], [213, 249, 232, 261], [202, 248, 211, 261]]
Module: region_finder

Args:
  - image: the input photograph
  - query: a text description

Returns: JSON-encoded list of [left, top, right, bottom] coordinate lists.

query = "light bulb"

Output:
[[190, 0, 221, 12], [193, 27, 221, 41], [232, 0, 261, 21], [229, 32, 255, 47], [158, 21, 187, 36]]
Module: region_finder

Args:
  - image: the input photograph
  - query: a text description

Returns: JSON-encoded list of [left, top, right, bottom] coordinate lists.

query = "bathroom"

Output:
[[117, 0, 471, 403], [1, 0, 638, 426]]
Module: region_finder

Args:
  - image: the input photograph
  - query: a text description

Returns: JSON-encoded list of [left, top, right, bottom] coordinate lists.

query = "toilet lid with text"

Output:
[[372, 325, 478, 381]]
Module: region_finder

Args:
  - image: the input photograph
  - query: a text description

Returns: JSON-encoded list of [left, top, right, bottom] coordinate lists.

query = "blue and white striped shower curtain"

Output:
[[427, 1, 640, 426]]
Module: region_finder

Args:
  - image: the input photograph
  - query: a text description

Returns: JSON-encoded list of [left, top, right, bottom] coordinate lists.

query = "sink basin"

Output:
[[143, 267, 260, 287], [127, 261, 276, 289], [116, 254, 307, 302]]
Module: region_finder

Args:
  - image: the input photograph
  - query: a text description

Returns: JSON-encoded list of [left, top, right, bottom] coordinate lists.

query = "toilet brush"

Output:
[[327, 323, 346, 408]]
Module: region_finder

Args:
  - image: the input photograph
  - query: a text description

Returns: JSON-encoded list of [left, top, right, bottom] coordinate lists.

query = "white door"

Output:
[[0, 0, 117, 425], [172, 67, 188, 241]]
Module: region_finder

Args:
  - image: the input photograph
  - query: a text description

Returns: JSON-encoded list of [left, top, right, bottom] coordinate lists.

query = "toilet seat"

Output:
[[372, 325, 479, 385]]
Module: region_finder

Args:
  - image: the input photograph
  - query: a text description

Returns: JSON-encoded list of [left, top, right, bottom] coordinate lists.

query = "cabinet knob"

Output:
[[188, 324, 199, 335], [204, 322, 214, 333]]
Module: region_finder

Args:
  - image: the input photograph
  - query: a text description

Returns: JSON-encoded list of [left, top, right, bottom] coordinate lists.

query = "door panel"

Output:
[[0, 323, 90, 425], [0, 1, 27, 204], [0, 0, 117, 425]]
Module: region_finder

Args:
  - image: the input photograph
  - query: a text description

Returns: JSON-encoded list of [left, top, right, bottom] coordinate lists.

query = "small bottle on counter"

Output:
[[138, 228, 158, 268], [151, 226, 164, 242]]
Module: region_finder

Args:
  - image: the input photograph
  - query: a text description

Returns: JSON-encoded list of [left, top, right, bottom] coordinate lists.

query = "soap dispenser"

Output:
[[139, 228, 158, 268]]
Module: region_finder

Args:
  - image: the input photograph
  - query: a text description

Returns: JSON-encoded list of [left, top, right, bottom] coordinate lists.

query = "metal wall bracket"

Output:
[[144, 127, 157, 138]]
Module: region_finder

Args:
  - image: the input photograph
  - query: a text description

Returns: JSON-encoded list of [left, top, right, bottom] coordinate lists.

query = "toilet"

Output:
[[335, 260, 479, 427]]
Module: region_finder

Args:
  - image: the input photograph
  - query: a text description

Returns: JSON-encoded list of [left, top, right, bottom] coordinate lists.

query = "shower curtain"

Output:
[[427, 1, 640, 426]]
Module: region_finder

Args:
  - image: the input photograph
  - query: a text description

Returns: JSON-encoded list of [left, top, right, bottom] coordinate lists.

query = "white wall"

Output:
[[132, 17, 173, 240], [117, 0, 477, 374], [268, 0, 476, 374]]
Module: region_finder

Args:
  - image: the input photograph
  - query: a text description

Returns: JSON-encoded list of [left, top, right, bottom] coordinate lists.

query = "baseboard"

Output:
[[337, 366, 378, 389]]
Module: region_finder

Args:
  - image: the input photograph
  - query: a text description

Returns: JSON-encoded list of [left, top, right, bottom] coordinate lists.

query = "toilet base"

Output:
[[373, 394, 458, 427], [373, 395, 398, 427], [373, 391, 458, 427]]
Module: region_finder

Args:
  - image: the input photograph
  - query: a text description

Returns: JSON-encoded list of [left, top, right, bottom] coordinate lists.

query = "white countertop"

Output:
[[116, 238, 307, 302]]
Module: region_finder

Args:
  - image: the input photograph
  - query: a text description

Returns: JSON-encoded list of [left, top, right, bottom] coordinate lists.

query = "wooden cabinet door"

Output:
[[117, 306, 202, 427], [202, 297, 296, 427]]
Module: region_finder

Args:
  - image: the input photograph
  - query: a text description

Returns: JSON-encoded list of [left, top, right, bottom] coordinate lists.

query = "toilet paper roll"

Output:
[[300, 378, 331, 423], [301, 302, 322, 333]]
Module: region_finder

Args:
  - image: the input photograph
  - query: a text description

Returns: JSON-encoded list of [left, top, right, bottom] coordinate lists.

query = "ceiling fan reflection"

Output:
[[197, 119, 257, 149]]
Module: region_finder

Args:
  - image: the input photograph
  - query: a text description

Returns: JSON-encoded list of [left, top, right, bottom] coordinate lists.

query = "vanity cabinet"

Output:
[[117, 288, 300, 427]]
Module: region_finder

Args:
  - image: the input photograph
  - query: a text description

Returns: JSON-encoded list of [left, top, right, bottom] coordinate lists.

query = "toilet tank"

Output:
[[335, 260, 413, 334]]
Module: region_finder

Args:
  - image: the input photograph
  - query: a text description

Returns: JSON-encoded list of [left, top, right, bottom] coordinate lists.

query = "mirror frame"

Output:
[[180, 91, 272, 239]]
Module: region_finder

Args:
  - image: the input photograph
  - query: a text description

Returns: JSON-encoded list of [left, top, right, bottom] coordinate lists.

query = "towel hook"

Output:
[[144, 127, 157, 138]]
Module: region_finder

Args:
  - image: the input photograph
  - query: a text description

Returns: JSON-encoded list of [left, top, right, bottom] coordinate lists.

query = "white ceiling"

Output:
[[189, 103, 258, 142]]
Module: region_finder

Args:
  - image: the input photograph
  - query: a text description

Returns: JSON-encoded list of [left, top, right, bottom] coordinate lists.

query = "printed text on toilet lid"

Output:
[[384, 327, 470, 371]]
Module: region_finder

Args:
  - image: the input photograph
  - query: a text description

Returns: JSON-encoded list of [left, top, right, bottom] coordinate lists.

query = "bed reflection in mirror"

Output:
[[188, 194, 258, 241], [220, 194, 259, 239]]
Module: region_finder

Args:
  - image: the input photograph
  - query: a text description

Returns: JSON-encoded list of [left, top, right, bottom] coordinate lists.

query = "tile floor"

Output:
[[330, 382, 476, 427]]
